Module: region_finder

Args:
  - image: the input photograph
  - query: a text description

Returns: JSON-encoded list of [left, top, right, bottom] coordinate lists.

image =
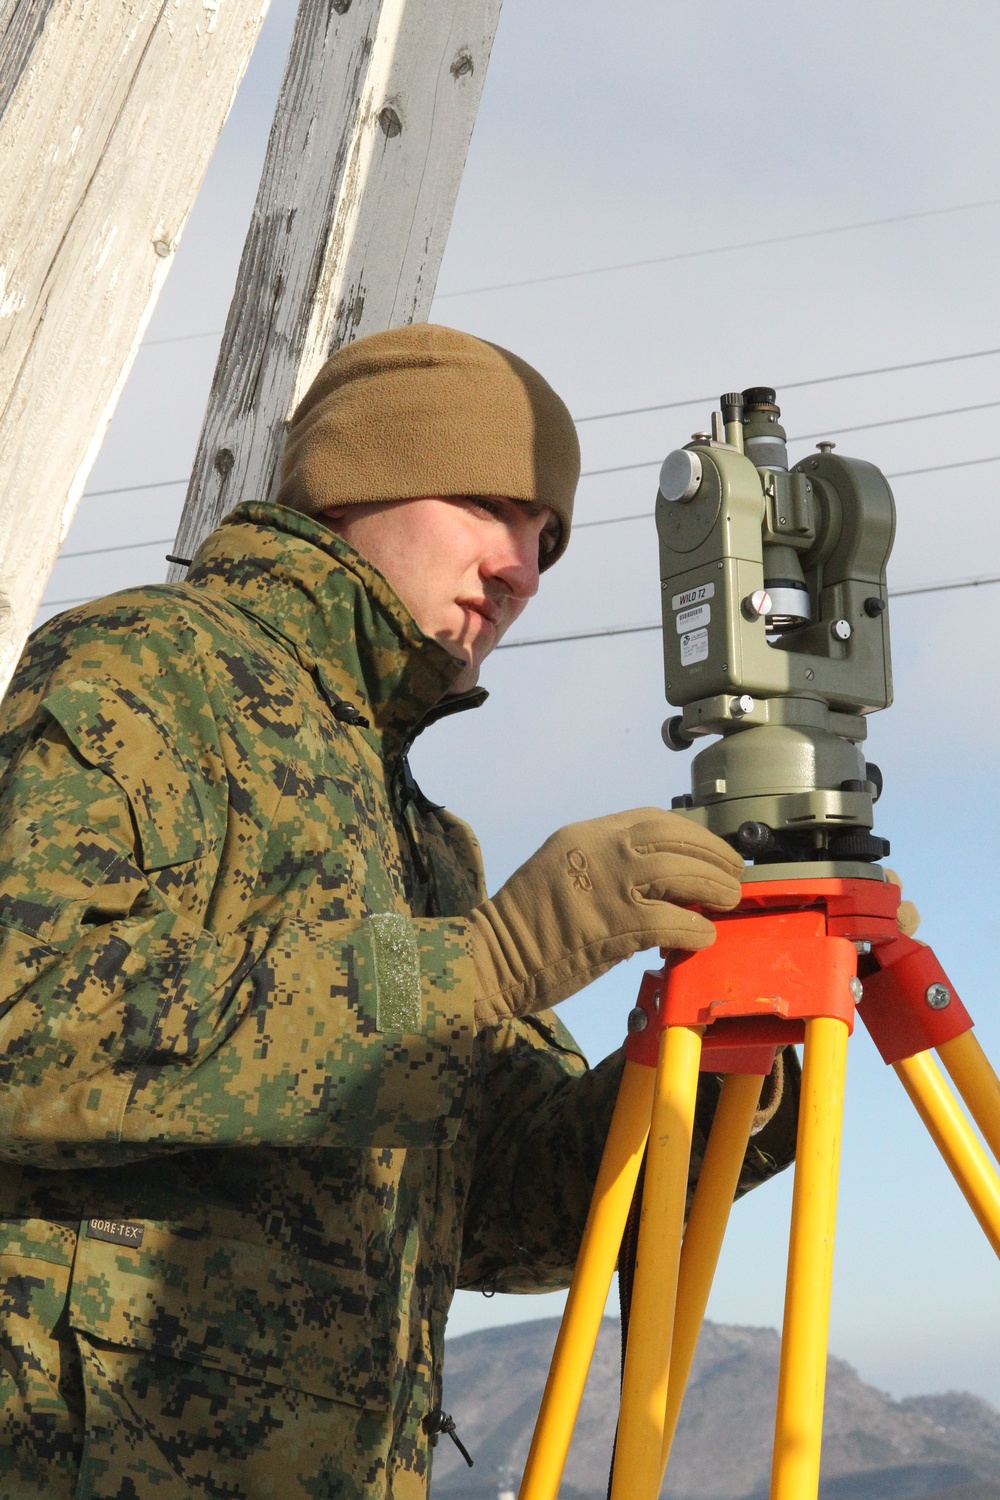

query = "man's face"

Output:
[[321, 496, 560, 693]]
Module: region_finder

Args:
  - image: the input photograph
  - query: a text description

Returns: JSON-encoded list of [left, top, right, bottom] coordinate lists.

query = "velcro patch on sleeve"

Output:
[[86, 1218, 145, 1248], [369, 913, 422, 1033]]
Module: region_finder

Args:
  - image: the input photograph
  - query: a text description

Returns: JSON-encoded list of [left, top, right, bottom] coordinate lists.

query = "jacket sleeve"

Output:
[[0, 690, 477, 1168], [458, 1013, 799, 1293]]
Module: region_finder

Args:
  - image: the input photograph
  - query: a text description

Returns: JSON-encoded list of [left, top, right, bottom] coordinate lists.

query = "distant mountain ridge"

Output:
[[431, 1318, 1000, 1500]]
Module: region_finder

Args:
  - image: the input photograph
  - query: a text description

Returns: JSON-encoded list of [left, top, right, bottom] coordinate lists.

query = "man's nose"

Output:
[[487, 533, 541, 599]]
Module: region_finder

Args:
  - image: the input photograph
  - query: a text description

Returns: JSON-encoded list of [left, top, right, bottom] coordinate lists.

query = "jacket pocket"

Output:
[[68, 1220, 389, 1409], [42, 680, 209, 870]]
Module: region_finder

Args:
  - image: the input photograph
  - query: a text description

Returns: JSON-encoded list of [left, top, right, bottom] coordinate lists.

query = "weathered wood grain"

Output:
[[170, 0, 504, 569], [0, 0, 272, 696]]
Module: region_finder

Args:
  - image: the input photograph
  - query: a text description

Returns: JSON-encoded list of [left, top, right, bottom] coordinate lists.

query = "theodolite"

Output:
[[516, 383, 1000, 1500], [656, 386, 894, 875]]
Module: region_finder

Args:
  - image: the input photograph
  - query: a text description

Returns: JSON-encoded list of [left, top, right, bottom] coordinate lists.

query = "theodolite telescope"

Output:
[[656, 386, 895, 876]]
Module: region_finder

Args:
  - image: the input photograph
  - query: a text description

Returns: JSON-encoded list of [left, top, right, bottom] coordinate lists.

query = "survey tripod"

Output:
[[517, 388, 1000, 1500]]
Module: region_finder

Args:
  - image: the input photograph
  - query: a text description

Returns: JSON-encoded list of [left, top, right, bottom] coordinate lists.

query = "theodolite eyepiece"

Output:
[[656, 387, 895, 881]]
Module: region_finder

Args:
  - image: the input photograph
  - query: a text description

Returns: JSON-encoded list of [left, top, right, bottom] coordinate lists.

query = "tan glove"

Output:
[[469, 808, 744, 1030], [885, 868, 921, 938]]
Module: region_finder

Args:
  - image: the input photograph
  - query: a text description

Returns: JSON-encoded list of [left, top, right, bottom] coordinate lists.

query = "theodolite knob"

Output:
[[735, 821, 777, 855], [661, 716, 694, 751], [658, 449, 702, 503], [742, 386, 780, 414]]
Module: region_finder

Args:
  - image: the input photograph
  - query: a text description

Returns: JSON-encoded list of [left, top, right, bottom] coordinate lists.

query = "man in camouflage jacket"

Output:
[[0, 326, 798, 1498]]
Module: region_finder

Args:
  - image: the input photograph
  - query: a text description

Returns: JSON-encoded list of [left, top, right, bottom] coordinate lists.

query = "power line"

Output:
[[143, 330, 221, 348], [83, 477, 188, 500], [433, 196, 1000, 300], [579, 449, 1000, 493], [496, 573, 1000, 651], [576, 345, 1000, 425], [882, 452, 1000, 480], [891, 572, 1000, 598], [40, 596, 97, 610], [58, 537, 173, 563], [133, 199, 1000, 349], [791, 398, 1000, 443]]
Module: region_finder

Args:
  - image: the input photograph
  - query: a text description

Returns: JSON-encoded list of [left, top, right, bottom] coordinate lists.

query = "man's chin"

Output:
[[445, 661, 481, 696]]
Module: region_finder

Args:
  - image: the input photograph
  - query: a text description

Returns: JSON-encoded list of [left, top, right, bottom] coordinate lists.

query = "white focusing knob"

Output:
[[659, 449, 702, 503], [742, 588, 772, 620]]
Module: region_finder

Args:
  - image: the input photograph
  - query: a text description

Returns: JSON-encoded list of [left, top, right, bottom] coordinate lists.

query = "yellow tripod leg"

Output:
[[659, 1070, 764, 1481], [936, 1030, 1000, 1168], [518, 1058, 656, 1500], [611, 1024, 703, 1500], [771, 1015, 849, 1500], [894, 1047, 1000, 1258]]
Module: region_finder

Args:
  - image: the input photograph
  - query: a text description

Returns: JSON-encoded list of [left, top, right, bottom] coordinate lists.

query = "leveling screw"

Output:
[[926, 984, 951, 1010]]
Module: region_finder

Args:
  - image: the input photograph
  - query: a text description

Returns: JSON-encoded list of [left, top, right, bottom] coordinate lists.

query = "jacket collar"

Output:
[[184, 502, 487, 758]]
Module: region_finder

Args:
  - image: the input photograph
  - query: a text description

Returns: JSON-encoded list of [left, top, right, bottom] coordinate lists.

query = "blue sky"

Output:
[[40, 0, 1000, 1406]]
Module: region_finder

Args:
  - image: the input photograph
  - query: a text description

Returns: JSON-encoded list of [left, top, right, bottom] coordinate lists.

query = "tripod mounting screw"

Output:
[[926, 983, 952, 1010], [627, 1007, 649, 1033]]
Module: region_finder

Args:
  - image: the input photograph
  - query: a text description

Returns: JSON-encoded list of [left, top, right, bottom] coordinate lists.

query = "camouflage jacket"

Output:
[[0, 505, 642, 1488], [0, 505, 797, 1495]]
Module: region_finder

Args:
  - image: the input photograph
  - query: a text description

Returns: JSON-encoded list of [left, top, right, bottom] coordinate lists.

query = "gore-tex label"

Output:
[[676, 603, 710, 633], [87, 1218, 144, 1248], [680, 628, 709, 665], [671, 581, 715, 611]]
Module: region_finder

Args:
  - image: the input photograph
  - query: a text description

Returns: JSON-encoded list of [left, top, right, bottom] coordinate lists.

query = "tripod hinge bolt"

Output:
[[926, 983, 951, 1010], [627, 1007, 649, 1033], [849, 977, 864, 1002]]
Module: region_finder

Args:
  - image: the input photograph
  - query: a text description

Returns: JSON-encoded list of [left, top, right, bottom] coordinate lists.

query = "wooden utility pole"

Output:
[[169, 0, 504, 572], [0, 0, 272, 698]]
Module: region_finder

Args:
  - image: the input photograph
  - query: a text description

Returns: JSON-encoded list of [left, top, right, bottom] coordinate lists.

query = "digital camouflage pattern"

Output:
[[0, 504, 798, 1497]]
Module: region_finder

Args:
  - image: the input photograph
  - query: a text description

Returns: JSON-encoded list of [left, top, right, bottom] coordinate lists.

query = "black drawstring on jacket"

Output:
[[424, 1409, 474, 1468]]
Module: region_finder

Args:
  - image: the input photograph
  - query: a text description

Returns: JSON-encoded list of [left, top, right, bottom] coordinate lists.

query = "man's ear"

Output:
[[318, 506, 347, 527]]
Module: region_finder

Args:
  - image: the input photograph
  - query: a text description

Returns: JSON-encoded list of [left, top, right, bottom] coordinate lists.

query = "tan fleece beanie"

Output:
[[275, 323, 580, 567]]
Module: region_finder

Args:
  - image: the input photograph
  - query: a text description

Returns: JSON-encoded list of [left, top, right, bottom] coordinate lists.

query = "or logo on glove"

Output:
[[469, 808, 745, 1031]]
